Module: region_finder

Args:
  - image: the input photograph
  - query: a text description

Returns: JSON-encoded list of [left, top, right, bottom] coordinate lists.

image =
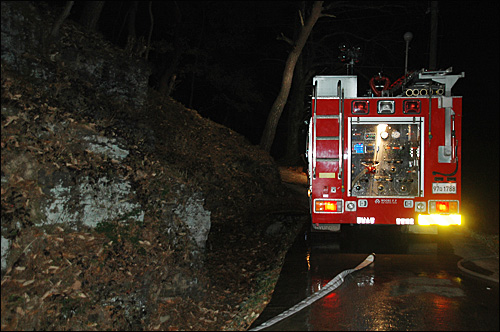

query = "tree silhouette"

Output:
[[271, 1, 427, 160], [259, 1, 326, 153], [80, 1, 105, 31]]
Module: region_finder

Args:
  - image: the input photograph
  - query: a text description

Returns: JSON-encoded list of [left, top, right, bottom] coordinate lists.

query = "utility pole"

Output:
[[429, 1, 438, 70]]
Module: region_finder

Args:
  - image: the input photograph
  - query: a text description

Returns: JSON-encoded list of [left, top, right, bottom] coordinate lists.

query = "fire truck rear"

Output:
[[306, 68, 464, 234]]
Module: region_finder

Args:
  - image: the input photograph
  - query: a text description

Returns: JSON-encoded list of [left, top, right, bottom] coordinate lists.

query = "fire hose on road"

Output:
[[250, 254, 376, 331]]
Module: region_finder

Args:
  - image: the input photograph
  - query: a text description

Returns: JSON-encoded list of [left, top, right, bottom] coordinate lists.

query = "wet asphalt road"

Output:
[[250, 226, 499, 331]]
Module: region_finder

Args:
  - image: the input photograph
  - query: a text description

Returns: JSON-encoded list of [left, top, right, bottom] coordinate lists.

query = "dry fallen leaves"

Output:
[[1, 17, 306, 332]]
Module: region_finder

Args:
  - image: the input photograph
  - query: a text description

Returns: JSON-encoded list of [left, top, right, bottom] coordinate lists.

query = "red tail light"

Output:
[[429, 200, 459, 214], [316, 200, 337, 212], [436, 201, 449, 213], [352, 101, 369, 114], [404, 100, 421, 114], [315, 199, 343, 213]]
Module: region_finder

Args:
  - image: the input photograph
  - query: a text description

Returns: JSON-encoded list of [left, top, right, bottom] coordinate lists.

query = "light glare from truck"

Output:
[[418, 214, 461, 226]]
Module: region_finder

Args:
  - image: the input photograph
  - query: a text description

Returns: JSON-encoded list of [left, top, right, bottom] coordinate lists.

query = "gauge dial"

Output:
[[391, 130, 401, 138], [380, 131, 389, 139]]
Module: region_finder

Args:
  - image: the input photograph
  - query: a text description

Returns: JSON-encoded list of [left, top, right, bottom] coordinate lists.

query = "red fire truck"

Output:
[[306, 68, 464, 234]]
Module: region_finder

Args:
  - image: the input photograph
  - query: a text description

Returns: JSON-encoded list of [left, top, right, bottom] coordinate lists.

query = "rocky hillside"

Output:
[[1, 2, 308, 330]]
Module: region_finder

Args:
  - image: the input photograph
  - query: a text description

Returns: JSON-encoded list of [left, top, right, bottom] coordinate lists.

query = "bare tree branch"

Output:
[[319, 13, 336, 18], [277, 32, 294, 46]]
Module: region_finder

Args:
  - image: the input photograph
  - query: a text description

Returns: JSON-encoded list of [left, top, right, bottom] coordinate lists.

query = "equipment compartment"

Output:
[[349, 121, 421, 197]]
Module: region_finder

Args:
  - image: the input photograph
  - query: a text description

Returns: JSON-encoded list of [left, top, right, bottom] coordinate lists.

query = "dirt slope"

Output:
[[0, 3, 309, 329]]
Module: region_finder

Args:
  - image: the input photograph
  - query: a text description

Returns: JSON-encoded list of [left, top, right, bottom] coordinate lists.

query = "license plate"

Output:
[[432, 183, 457, 194]]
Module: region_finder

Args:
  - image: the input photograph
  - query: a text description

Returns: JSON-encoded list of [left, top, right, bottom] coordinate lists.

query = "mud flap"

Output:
[[311, 223, 341, 232], [401, 224, 438, 235]]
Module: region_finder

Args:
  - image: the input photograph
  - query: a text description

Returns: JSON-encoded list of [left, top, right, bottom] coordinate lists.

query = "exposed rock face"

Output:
[[43, 175, 145, 229], [0, 1, 208, 278], [0, 237, 9, 271], [174, 192, 211, 250]]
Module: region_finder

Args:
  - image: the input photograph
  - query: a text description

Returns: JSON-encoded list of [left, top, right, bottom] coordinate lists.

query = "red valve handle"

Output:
[[369, 76, 391, 96]]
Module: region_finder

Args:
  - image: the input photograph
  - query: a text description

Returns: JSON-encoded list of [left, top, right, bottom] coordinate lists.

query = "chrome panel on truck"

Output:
[[348, 117, 423, 197]]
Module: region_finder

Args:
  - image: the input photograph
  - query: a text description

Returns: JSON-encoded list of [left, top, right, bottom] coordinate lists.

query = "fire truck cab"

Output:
[[306, 68, 464, 234]]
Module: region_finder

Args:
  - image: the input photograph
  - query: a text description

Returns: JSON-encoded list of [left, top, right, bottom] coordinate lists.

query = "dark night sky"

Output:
[[65, 1, 499, 231], [70, 1, 499, 138], [437, 2, 499, 232]]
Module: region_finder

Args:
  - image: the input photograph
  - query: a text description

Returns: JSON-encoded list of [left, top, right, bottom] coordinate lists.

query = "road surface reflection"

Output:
[[250, 226, 499, 331]]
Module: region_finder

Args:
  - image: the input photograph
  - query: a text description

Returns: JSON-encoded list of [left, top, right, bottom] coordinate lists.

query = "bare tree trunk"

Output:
[[125, 1, 138, 50], [188, 8, 205, 108], [259, 1, 324, 153], [80, 1, 105, 31], [159, 1, 182, 97], [145, 1, 153, 60], [49, 1, 74, 40], [43, 1, 74, 56]]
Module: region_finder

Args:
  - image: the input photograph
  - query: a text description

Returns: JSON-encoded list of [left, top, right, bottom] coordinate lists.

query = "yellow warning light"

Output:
[[418, 214, 461, 226]]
